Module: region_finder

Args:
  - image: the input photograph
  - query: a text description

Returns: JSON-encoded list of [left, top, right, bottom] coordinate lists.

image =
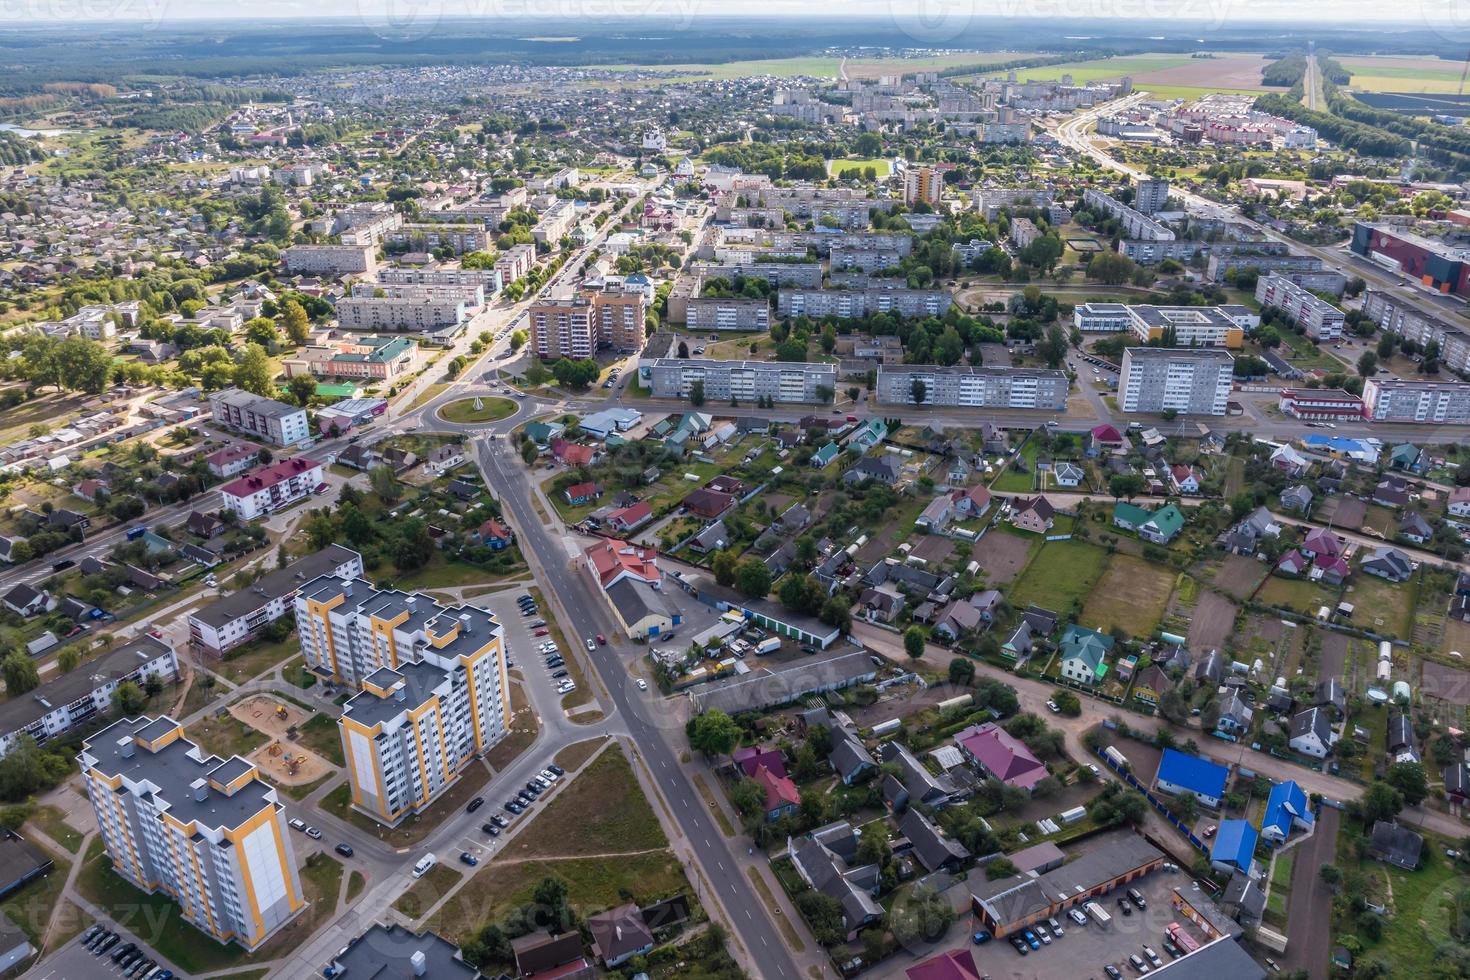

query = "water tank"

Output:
[[1393, 680, 1411, 701], [1379, 641, 1393, 662], [1366, 688, 1389, 704]]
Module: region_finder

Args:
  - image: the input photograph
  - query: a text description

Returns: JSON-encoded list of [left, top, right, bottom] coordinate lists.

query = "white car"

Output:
[[585, 638, 596, 652], [636, 679, 648, 691]]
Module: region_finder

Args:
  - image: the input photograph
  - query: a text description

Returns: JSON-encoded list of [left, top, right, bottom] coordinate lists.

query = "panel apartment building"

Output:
[[188, 545, 364, 656], [1119, 347, 1234, 415], [1362, 378, 1470, 424], [1254, 273, 1344, 341], [777, 289, 951, 319], [685, 297, 771, 332], [377, 265, 503, 296], [293, 577, 510, 825], [1361, 288, 1470, 375], [495, 244, 537, 285], [208, 388, 310, 446], [645, 358, 836, 403], [77, 716, 304, 950], [1082, 189, 1175, 241], [220, 456, 325, 521], [529, 288, 647, 358], [283, 244, 377, 276], [335, 283, 479, 333], [387, 223, 489, 255], [875, 365, 1069, 409]]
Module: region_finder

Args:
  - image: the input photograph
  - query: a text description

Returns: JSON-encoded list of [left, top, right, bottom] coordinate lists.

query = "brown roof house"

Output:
[[1008, 495, 1055, 534], [587, 903, 655, 968]]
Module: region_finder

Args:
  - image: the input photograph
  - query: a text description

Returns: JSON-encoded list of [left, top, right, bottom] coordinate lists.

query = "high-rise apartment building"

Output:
[[294, 577, 510, 825], [529, 288, 647, 358], [903, 167, 943, 207], [1119, 347, 1234, 416], [78, 716, 304, 950], [1133, 177, 1170, 215]]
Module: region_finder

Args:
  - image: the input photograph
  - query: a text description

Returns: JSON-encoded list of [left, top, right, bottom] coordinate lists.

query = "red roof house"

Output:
[[955, 722, 1048, 791], [753, 764, 801, 821], [682, 488, 735, 519], [584, 539, 659, 590], [907, 949, 982, 980], [605, 500, 653, 533], [552, 438, 597, 468]]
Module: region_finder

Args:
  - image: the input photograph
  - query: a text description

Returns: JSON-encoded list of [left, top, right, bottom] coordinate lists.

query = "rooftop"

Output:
[[0, 636, 173, 735], [191, 545, 360, 628]]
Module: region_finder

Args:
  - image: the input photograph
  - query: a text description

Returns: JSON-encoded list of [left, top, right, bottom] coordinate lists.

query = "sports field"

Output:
[[829, 157, 891, 177], [1339, 55, 1467, 94]]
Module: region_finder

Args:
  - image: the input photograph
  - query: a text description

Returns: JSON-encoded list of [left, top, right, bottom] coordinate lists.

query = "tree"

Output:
[[1038, 323, 1069, 368], [910, 377, 927, 405], [1053, 690, 1081, 717], [58, 648, 80, 673], [1360, 780, 1404, 824], [286, 374, 317, 407], [1087, 250, 1137, 285], [986, 856, 1018, 880], [369, 465, 402, 503], [1357, 351, 1378, 377], [711, 549, 738, 588], [1319, 863, 1342, 889], [903, 626, 926, 660], [280, 299, 311, 346], [234, 342, 276, 397], [687, 709, 739, 757], [510, 329, 527, 351], [1386, 761, 1429, 807], [689, 379, 706, 407], [794, 891, 846, 946], [111, 680, 147, 715], [734, 559, 772, 598], [948, 657, 975, 686], [244, 317, 279, 349], [520, 441, 538, 465], [730, 778, 765, 818], [1, 653, 39, 696], [820, 596, 852, 633], [1109, 473, 1145, 500]]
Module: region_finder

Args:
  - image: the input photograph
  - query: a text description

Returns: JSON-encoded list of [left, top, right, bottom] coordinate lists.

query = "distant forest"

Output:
[[0, 16, 1463, 93]]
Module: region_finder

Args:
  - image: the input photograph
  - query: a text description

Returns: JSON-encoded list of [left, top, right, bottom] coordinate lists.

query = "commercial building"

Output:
[[1278, 388, 1365, 421], [328, 923, 483, 979], [903, 167, 944, 207], [0, 636, 177, 758], [1134, 176, 1170, 215], [295, 576, 509, 825], [777, 289, 951, 319], [685, 297, 771, 332], [283, 335, 417, 382], [1119, 348, 1234, 416], [875, 365, 1068, 410], [77, 716, 304, 950], [1362, 378, 1470, 424], [208, 388, 310, 446], [335, 283, 478, 333], [1073, 302, 1132, 334], [1126, 305, 1244, 348], [1254, 274, 1344, 340], [1351, 223, 1470, 298], [529, 288, 647, 358], [220, 456, 325, 520], [1083, 189, 1175, 241], [283, 244, 377, 276], [1361, 289, 1470, 374], [188, 545, 363, 655], [646, 359, 836, 403]]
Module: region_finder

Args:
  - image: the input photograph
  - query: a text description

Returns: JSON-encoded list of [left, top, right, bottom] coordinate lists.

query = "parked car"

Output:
[[534, 628, 549, 636], [467, 797, 485, 813], [335, 843, 354, 858], [552, 669, 569, 679], [1069, 908, 1089, 926], [1022, 929, 1040, 950], [289, 818, 307, 832], [1127, 887, 1147, 910], [305, 826, 323, 840], [1128, 952, 1150, 974], [491, 814, 509, 827], [636, 679, 647, 691], [972, 931, 992, 945], [459, 852, 479, 867], [1047, 916, 1064, 937], [547, 764, 565, 776], [596, 634, 606, 645], [1105, 967, 1123, 980]]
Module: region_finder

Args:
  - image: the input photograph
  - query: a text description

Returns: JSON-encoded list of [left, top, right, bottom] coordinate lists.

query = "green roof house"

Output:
[[1112, 501, 1151, 532], [524, 421, 566, 447], [1112, 501, 1185, 545], [811, 442, 840, 468], [1058, 625, 1115, 686]]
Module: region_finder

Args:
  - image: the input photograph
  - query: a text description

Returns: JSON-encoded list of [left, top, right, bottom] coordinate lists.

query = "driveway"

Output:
[[1282, 806, 1340, 979]]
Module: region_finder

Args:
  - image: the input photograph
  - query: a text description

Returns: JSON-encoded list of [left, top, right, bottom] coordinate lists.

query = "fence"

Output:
[[1094, 746, 1209, 855]]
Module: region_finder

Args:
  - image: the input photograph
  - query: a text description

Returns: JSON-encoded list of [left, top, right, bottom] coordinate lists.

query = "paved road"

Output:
[[1304, 46, 1323, 112]]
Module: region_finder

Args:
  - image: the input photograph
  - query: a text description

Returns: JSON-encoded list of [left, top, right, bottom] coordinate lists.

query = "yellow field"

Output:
[[1340, 55, 1468, 94]]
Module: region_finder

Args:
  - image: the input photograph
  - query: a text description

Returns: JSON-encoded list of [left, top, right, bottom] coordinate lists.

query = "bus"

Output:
[[1166, 922, 1200, 954]]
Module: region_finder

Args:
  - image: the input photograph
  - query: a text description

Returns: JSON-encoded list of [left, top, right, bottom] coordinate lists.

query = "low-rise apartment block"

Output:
[[335, 283, 478, 334], [188, 545, 364, 656], [0, 636, 177, 758], [283, 244, 377, 276], [777, 289, 951, 319], [645, 359, 836, 403], [1362, 289, 1470, 374], [1126, 305, 1244, 348], [686, 297, 771, 331], [294, 577, 509, 825], [208, 388, 310, 446], [828, 247, 905, 273], [875, 365, 1068, 409], [1254, 273, 1344, 340], [1083, 189, 1175, 241], [532, 200, 577, 245], [495, 244, 536, 285], [378, 265, 503, 296], [1119, 347, 1234, 415], [283, 335, 417, 381], [529, 288, 647, 358], [1362, 378, 1470, 424], [693, 261, 823, 288], [974, 187, 1054, 221], [220, 456, 325, 520], [78, 716, 304, 950]]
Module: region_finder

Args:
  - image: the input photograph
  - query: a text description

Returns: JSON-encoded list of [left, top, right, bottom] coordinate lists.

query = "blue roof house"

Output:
[[1260, 780, 1314, 844], [1210, 820, 1258, 875], [1155, 748, 1228, 808]]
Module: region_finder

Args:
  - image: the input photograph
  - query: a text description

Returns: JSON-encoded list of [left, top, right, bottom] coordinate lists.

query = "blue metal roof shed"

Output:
[[1155, 748, 1229, 806], [1210, 819, 1258, 874]]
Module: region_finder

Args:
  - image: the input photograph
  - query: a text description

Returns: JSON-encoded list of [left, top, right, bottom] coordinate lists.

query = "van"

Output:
[[412, 854, 437, 878]]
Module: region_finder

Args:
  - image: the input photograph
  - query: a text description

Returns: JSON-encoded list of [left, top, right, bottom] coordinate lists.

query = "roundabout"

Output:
[[436, 395, 519, 424]]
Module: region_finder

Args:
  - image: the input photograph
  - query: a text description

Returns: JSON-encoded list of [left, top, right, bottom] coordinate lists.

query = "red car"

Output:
[[596, 634, 607, 646], [534, 628, 549, 637]]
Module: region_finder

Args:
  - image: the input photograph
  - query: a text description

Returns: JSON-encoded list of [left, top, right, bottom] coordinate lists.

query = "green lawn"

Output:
[[386, 556, 519, 591], [297, 714, 347, 768], [216, 635, 299, 685], [186, 715, 267, 760], [393, 863, 463, 919], [828, 158, 891, 177], [1008, 538, 1111, 616], [506, 747, 668, 858], [439, 397, 516, 424], [1347, 574, 1415, 640], [1258, 575, 1341, 616], [28, 805, 82, 853], [990, 440, 1040, 493]]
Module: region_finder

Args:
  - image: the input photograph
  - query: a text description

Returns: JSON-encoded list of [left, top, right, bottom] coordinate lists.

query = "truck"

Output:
[[1084, 901, 1111, 928], [755, 637, 781, 656], [1166, 922, 1199, 954]]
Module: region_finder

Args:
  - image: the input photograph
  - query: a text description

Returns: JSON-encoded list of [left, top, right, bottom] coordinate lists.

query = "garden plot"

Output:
[[968, 530, 1034, 586], [1188, 590, 1239, 651], [1080, 554, 1175, 637]]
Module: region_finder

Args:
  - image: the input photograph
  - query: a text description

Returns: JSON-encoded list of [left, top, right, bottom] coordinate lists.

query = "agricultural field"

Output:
[[1007, 537, 1110, 616], [587, 50, 1037, 85], [1080, 555, 1176, 637], [965, 52, 1275, 99], [1339, 55, 1467, 94]]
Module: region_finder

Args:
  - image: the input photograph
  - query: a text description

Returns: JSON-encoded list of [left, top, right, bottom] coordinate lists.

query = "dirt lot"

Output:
[[230, 694, 311, 739], [1187, 591, 1239, 652], [231, 695, 335, 786], [970, 530, 1033, 586], [1134, 54, 1272, 89], [911, 535, 955, 565], [1423, 660, 1470, 706], [1318, 495, 1367, 530], [1080, 555, 1175, 637], [1320, 631, 1348, 680], [1213, 554, 1268, 600]]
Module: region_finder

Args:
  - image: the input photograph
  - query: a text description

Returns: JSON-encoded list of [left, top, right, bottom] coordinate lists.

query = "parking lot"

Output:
[[969, 864, 1218, 979], [40, 923, 186, 980]]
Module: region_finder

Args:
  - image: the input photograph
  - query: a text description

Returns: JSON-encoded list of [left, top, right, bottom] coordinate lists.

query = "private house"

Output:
[[424, 443, 466, 476], [1446, 764, 1469, 805], [1, 585, 52, 618], [1001, 620, 1034, 660], [753, 764, 801, 822], [586, 904, 655, 968], [860, 585, 904, 624], [955, 722, 1047, 792], [1132, 664, 1172, 706], [849, 418, 888, 452], [523, 420, 566, 447], [1390, 443, 1427, 474], [899, 807, 970, 873], [551, 439, 598, 468], [907, 949, 983, 980], [844, 456, 901, 486], [1388, 712, 1418, 764], [1398, 512, 1434, 545], [1361, 547, 1413, 583], [788, 832, 883, 940], [1280, 485, 1313, 513], [1450, 487, 1470, 518], [1373, 477, 1410, 509], [732, 745, 786, 779], [1276, 550, 1309, 577], [1270, 444, 1309, 476], [1086, 424, 1125, 456], [689, 521, 728, 555], [879, 740, 960, 812], [1289, 706, 1334, 758], [932, 601, 984, 643], [1216, 690, 1253, 736], [1260, 780, 1314, 844], [606, 501, 653, 533], [682, 488, 735, 519], [1316, 678, 1347, 719], [811, 443, 840, 468], [564, 481, 601, 505], [1210, 820, 1258, 876], [1368, 821, 1423, 870], [1054, 462, 1084, 488], [474, 519, 513, 550], [1009, 495, 1055, 534], [1169, 465, 1200, 494], [831, 726, 877, 785], [1112, 502, 1185, 544], [1058, 625, 1114, 686], [1155, 748, 1228, 808]]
